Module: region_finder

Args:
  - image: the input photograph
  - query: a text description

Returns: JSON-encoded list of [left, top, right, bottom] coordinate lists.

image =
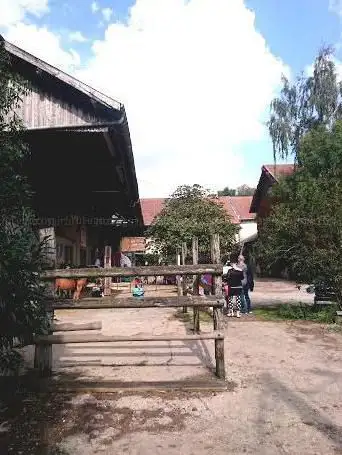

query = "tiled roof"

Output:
[[140, 196, 255, 226], [263, 164, 295, 181]]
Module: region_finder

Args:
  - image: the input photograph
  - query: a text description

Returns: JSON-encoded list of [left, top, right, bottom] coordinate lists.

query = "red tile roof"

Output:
[[140, 196, 255, 226], [263, 164, 295, 181]]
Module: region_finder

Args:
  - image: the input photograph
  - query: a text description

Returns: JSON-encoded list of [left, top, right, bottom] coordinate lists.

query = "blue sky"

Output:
[[2, 0, 342, 196]]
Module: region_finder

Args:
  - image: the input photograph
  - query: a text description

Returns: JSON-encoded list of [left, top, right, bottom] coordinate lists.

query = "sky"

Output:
[[1, 0, 342, 197]]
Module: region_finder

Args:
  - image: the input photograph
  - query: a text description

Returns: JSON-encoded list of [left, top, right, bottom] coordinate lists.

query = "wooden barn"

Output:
[[3, 38, 143, 267]]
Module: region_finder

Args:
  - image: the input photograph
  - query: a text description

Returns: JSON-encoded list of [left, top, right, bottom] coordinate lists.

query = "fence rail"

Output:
[[41, 264, 223, 280]]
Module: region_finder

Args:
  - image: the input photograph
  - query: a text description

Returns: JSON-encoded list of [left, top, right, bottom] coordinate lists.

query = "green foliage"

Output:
[[255, 304, 337, 324], [146, 184, 238, 259], [218, 187, 236, 196], [268, 46, 342, 162], [255, 121, 342, 306], [218, 184, 255, 197], [0, 39, 49, 374]]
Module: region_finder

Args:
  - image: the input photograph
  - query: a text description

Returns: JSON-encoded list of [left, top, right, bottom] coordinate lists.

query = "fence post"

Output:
[[210, 234, 222, 297], [104, 245, 112, 296], [181, 242, 188, 313], [176, 248, 183, 300], [192, 237, 200, 332], [211, 234, 225, 379]]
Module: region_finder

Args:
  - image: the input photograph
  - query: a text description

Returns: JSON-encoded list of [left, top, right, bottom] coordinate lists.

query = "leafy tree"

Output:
[[218, 185, 255, 197], [255, 121, 342, 307], [218, 187, 236, 196], [236, 184, 255, 196], [0, 39, 49, 374], [146, 184, 238, 260], [268, 46, 342, 163]]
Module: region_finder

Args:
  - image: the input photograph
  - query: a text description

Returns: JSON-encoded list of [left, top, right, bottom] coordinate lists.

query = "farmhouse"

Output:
[[140, 196, 257, 250], [3, 38, 143, 267]]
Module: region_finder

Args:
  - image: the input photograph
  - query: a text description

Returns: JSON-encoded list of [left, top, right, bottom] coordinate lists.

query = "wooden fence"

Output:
[[34, 235, 226, 384]]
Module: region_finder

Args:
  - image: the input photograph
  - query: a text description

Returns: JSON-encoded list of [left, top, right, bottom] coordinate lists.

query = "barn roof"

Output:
[[249, 164, 295, 213], [140, 196, 255, 226], [2, 38, 143, 225]]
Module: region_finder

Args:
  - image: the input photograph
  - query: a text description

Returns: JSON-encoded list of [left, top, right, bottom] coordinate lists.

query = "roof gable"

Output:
[[140, 196, 255, 226], [4, 39, 124, 129]]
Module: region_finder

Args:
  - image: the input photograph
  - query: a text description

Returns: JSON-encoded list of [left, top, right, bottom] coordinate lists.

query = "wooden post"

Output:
[[213, 306, 225, 378], [181, 242, 188, 313], [35, 343, 52, 377], [35, 308, 54, 374], [39, 227, 56, 298], [192, 237, 200, 332], [104, 245, 112, 296], [211, 234, 225, 379], [176, 248, 183, 300], [210, 234, 222, 297]]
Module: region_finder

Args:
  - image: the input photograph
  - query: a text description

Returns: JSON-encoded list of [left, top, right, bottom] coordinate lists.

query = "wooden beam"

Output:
[[39, 379, 228, 393], [41, 264, 223, 279], [181, 242, 188, 313], [52, 321, 102, 332], [192, 237, 200, 332], [104, 245, 112, 296], [49, 296, 225, 310], [34, 331, 224, 344], [211, 234, 222, 297]]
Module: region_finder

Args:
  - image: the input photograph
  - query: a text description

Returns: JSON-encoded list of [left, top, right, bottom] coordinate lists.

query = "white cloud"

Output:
[[329, 0, 342, 17], [0, 0, 48, 26], [69, 30, 88, 43], [91, 1, 99, 13], [1, 0, 288, 197], [102, 7, 113, 21], [77, 0, 288, 197], [5, 23, 80, 71]]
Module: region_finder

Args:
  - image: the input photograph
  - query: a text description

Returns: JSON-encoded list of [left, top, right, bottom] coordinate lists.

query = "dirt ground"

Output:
[[2, 280, 341, 455]]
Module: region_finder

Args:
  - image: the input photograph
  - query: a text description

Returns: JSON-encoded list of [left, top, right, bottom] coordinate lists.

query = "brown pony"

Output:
[[55, 278, 87, 301]]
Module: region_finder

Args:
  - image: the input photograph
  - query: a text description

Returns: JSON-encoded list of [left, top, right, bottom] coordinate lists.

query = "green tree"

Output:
[[255, 121, 342, 306], [236, 184, 255, 196], [146, 184, 238, 260], [0, 39, 49, 374], [268, 46, 342, 163], [218, 187, 236, 196]]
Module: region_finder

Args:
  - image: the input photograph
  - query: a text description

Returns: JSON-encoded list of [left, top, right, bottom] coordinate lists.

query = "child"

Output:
[[224, 252, 244, 317], [132, 277, 144, 297]]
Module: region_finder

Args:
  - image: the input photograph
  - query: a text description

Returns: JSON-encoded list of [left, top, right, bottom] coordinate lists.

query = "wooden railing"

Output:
[[35, 235, 226, 385]]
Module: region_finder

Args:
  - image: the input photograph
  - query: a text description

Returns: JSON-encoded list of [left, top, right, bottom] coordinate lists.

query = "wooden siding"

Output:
[[14, 86, 99, 129]]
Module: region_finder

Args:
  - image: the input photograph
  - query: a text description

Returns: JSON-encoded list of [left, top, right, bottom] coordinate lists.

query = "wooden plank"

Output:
[[34, 331, 224, 344], [211, 234, 222, 297], [52, 321, 102, 332], [40, 379, 228, 393], [41, 264, 223, 280], [49, 296, 225, 310]]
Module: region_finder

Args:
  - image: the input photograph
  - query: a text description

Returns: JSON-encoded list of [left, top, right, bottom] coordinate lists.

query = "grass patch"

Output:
[[254, 303, 338, 324], [173, 309, 213, 324]]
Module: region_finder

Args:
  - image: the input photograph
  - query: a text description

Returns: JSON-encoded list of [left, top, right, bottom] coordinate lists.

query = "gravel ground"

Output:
[[3, 280, 341, 455]]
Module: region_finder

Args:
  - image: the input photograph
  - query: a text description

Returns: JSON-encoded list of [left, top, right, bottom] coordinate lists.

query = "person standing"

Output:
[[238, 254, 254, 314], [225, 252, 244, 318]]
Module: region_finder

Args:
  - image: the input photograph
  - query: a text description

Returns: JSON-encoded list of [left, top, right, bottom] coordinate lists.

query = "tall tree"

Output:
[[218, 187, 236, 196], [146, 184, 238, 260], [0, 39, 49, 373], [236, 184, 255, 196], [256, 121, 342, 306], [268, 46, 342, 162]]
